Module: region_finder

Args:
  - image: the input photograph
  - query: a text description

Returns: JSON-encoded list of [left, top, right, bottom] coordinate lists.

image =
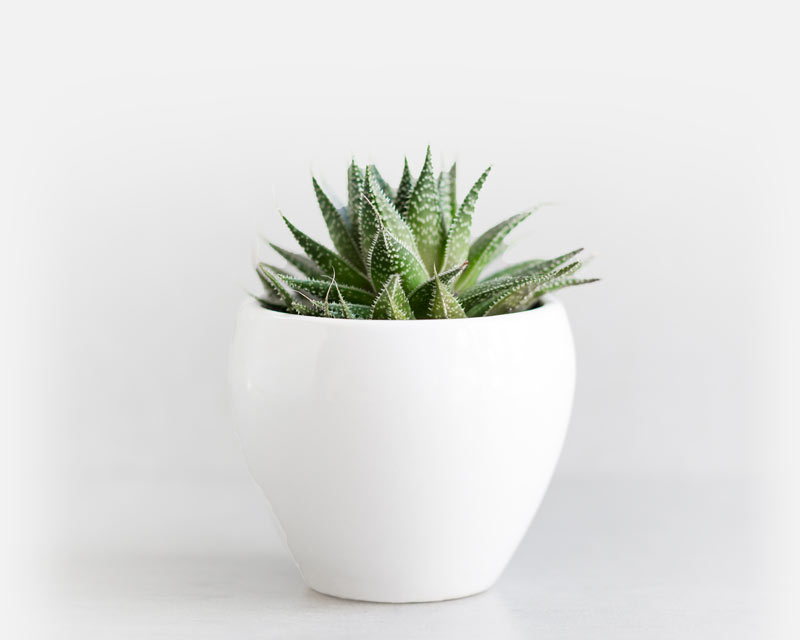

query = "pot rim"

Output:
[[241, 294, 562, 328]]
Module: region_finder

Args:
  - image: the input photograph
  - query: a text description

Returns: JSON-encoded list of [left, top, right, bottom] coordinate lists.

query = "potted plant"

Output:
[[229, 148, 598, 603]]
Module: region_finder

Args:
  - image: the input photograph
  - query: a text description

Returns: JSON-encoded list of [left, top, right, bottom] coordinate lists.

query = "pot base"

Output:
[[307, 581, 495, 604]]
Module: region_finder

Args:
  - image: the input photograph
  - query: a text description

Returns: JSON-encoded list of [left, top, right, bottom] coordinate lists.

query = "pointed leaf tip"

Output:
[[312, 177, 363, 269], [443, 165, 492, 271], [427, 271, 467, 319], [406, 147, 444, 274], [395, 157, 415, 217], [457, 207, 538, 290], [281, 215, 372, 290], [370, 274, 415, 320], [408, 261, 469, 318]]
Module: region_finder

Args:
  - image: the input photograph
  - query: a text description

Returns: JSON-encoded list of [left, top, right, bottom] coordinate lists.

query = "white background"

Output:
[[2, 1, 798, 637]]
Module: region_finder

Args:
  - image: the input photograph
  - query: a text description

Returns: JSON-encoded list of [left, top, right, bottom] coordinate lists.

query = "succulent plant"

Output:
[[256, 148, 598, 320]]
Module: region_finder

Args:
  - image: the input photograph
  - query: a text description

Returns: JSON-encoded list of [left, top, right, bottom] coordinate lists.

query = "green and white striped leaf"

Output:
[[282, 216, 372, 290], [482, 262, 582, 316], [483, 248, 583, 281], [364, 167, 420, 259], [370, 274, 415, 320], [442, 166, 491, 270], [255, 262, 294, 307], [457, 209, 536, 290], [256, 149, 598, 320], [329, 302, 371, 318], [461, 272, 558, 317], [405, 146, 444, 274], [482, 258, 544, 281], [288, 298, 319, 316], [369, 165, 395, 199], [347, 161, 365, 251], [312, 177, 363, 269], [459, 274, 538, 310], [269, 243, 324, 279], [320, 276, 356, 318], [257, 261, 293, 278], [304, 299, 372, 319], [407, 261, 468, 318], [437, 162, 457, 230], [257, 263, 296, 306], [279, 276, 375, 306], [462, 260, 583, 316], [428, 272, 467, 319], [528, 276, 600, 297], [366, 216, 430, 294], [394, 157, 414, 217]]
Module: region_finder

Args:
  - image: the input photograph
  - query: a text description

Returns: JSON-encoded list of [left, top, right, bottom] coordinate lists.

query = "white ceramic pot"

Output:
[[229, 296, 575, 603]]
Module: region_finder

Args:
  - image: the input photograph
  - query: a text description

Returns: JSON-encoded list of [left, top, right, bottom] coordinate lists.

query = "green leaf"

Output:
[[337, 290, 354, 318], [394, 157, 414, 217], [370, 274, 415, 320], [461, 272, 557, 317], [482, 262, 582, 316], [369, 164, 395, 199], [365, 215, 430, 294], [282, 215, 372, 290], [457, 208, 537, 290], [336, 204, 350, 227], [302, 299, 372, 319], [279, 276, 375, 305], [288, 298, 320, 316], [312, 177, 363, 269], [347, 160, 365, 252], [364, 166, 420, 259], [437, 164, 457, 230], [428, 272, 466, 319], [328, 302, 372, 318], [407, 261, 468, 318], [405, 146, 444, 274], [254, 262, 291, 307], [528, 276, 600, 297], [357, 167, 382, 258], [269, 242, 324, 279], [437, 173, 450, 228], [250, 292, 286, 312], [256, 263, 296, 306], [482, 258, 544, 281], [461, 258, 584, 316], [255, 151, 597, 321], [483, 248, 583, 281], [459, 275, 534, 308], [442, 166, 491, 270], [320, 276, 356, 319], [257, 261, 293, 278]]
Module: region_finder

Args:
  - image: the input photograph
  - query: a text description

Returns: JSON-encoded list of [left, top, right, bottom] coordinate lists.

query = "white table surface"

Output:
[[45, 473, 767, 639]]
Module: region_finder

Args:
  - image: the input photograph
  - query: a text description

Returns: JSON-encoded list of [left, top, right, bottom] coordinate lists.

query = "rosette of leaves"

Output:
[[255, 147, 598, 320]]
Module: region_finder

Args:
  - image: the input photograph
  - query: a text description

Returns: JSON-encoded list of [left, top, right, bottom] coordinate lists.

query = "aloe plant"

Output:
[[256, 148, 598, 319]]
